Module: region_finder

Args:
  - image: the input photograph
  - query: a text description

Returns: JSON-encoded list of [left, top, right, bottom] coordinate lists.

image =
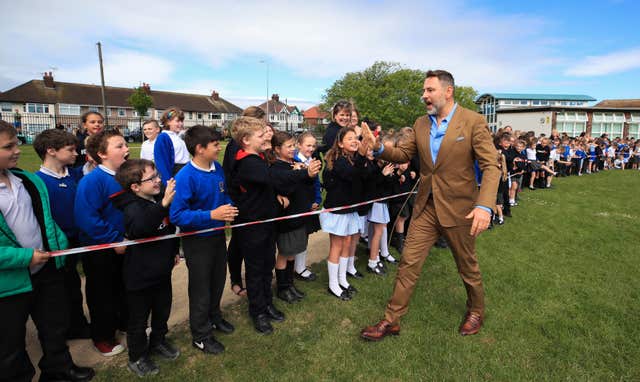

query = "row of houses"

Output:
[[0, 73, 313, 139], [475, 93, 640, 139]]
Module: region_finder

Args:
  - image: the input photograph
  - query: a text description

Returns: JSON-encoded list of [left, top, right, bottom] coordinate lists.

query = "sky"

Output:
[[1, 0, 638, 110]]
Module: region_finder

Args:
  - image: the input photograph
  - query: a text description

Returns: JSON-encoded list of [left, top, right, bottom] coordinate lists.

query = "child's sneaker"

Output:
[[94, 340, 125, 357], [128, 356, 159, 377], [150, 338, 180, 360]]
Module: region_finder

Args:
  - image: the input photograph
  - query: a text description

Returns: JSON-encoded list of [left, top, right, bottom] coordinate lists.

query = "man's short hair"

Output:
[[232, 117, 265, 147], [184, 125, 222, 156], [425, 70, 455, 95], [86, 129, 123, 164], [33, 129, 78, 160], [116, 158, 155, 191], [0, 120, 16, 138]]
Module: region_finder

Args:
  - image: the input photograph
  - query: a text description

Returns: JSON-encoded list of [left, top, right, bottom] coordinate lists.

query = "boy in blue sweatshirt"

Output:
[[33, 129, 91, 340], [74, 129, 129, 357], [0, 121, 95, 382], [170, 125, 238, 355]]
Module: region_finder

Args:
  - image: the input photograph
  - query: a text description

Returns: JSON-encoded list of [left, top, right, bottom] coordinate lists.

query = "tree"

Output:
[[127, 87, 154, 129], [322, 61, 479, 128]]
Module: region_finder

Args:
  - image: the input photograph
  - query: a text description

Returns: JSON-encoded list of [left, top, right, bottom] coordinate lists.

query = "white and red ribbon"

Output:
[[49, 191, 416, 257]]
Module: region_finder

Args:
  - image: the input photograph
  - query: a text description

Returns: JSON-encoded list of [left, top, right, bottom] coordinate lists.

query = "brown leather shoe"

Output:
[[360, 319, 400, 341], [459, 312, 483, 336]]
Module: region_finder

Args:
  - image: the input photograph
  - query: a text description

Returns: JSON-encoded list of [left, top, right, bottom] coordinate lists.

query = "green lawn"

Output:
[[78, 170, 639, 381]]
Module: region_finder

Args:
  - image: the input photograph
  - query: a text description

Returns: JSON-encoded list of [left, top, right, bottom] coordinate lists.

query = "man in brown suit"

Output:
[[360, 70, 500, 339]]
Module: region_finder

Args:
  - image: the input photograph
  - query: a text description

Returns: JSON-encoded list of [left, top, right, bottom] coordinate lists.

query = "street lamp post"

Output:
[[259, 60, 269, 124]]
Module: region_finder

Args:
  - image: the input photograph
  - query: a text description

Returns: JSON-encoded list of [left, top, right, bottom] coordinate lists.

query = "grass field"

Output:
[[16, 145, 640, 381]]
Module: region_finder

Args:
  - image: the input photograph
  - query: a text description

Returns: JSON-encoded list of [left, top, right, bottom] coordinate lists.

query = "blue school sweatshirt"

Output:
[[74, 165, 124, 245], [36, 167, 82, 242], [153, 132, 174, 185], [169, 161, 232, 236]]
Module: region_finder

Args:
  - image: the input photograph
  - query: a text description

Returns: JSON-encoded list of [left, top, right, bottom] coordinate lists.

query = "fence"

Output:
[[0, 112, 228, 143]]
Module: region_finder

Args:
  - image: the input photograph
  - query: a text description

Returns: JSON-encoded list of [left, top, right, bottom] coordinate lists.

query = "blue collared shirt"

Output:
[[429, 103, 457, 165]]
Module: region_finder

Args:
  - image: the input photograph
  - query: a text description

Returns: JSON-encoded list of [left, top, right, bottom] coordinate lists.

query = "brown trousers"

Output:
[[384, 198, 484, 324]]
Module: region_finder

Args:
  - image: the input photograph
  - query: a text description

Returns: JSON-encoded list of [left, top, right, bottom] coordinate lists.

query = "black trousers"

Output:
[[227, 230, 243, 287], [0, 261, 73, 382], [63, 252, 89, 331], [126, 282, 172, 362], [182, 234, 227, 342], [82, 248, 127, 342], [236, 223, 276, 317]]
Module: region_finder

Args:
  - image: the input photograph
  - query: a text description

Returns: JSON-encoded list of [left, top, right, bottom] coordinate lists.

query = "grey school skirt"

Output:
[[276, 226, 308, 257]]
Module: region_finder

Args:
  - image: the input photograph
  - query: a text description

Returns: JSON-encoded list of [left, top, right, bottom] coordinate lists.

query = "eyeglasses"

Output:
[[139, 173, 161, 183]]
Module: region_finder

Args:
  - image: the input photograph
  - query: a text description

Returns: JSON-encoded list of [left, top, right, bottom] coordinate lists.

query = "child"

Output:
[[293, 132, 322, 281], [170, 125, 238, 353], [573, 143, 588, 175], [154, 107, 190, 184], [74, 111, 104, 173], [320, 126, 370, 300], [366, 156, 397, 273], [0, 121, 95, 382], [271, 131, 322, 303], [317, 100, 353, 156], [494, 135, 509, 224], [33, 129, 91, 340], [140, 119, 161, 161], [75, 129, 129, 356], [224, 106, 266, 297], [113, 159, 180, 377], [229, 117, 317, 334]]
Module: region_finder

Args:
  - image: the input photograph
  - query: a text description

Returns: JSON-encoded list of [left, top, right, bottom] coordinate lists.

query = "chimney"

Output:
[[141, 82, 151, 94], [43, 72, 55, 88], [211, 90, 219, 100], [271, 94, 279, 102]]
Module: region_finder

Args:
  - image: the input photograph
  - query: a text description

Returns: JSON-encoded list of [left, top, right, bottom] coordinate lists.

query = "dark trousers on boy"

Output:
[[0, 260, 73, 382], [227, 231, 243, 287], [182, 234, 227, 342], [236, 224, 276, 317], [82, 248, 127, 342], [63, 250, 90, 336], [126, 281, 172, 362]]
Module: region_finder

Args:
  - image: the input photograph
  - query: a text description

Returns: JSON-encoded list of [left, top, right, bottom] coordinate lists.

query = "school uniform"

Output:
[[154, 130, 190, 185], [230, 151, 308, 318], [0, 169, 76, 382], [169, 160, 231, 342], [112, 191, 179, 362], [320, 154, 368, 236], [365, 162, 395, 224], [36, 166, 90, 337], [222, 139, 243, 288], [75, 165, 127, 343]]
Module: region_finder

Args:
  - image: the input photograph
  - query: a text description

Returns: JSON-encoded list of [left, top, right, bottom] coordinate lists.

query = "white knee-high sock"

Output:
[[294, 250, 307, 274], [327, 261, 341, 295], [338, 257, 350, 288], [347, 256, 357, 274], [380, 226, 389, 257]]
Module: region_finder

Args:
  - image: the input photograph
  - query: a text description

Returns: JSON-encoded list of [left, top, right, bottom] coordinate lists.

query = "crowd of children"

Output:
[[2, 102, 637, 380]]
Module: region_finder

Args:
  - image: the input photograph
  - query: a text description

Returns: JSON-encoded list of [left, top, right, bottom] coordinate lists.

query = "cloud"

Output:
[[564, 47, 640, 76], [1, 0, 559, 95]]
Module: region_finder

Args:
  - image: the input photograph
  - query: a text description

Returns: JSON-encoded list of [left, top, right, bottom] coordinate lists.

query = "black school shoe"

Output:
[[277, 287, 299, 304], [128, 356, 159, 378], [211, 318, 235, 334], [347, 270, 364, 279], [295, 269, 317, 281], [150, 338, 180, 360], [367, 264, 386, 276], [40, 364, 95, 382], [327, 287, 351, 301], [253, 314, 274, 335], [266, 304, 285, 322], [340, 284, 358, 297], [192, 336, 225, 354], [289, 285, 305, 299]]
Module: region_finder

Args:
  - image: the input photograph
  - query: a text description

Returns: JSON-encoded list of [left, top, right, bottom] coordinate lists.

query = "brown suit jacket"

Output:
[[380, 105, 500, 227]]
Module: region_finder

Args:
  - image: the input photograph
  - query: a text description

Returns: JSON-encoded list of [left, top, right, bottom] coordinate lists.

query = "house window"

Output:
[[197, 113, 203, 120], [59, 104, 81, 115], [1, 103, 12, 112], [26, 103, 50, 114], [540, 100, 548, 105], [532, 100, 540, 106], [628, 123, 639, 138], [118, 108, 126, 117], [520, 100, 528, 105], [88, 106, 100, 113]]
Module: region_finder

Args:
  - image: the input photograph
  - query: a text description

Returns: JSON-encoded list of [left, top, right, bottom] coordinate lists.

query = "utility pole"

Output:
[[96, 42, 108, 127]]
